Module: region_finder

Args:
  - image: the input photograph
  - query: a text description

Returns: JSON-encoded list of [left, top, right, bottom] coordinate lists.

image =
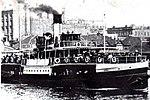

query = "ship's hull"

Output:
[[1, 63, 149, 90]]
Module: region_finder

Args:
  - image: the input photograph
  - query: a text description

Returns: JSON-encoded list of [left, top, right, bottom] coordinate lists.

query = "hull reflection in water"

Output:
[[0, 83, 149, 100]]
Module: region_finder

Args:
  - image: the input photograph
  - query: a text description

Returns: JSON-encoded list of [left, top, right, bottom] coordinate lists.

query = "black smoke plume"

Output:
[[16, 0, 24, 3], [32, 4, 59, 14]]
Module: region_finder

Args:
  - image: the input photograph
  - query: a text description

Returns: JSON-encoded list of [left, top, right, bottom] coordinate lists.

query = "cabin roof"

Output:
[[13, 35, 37, 49], [81, 34, 116, 46]]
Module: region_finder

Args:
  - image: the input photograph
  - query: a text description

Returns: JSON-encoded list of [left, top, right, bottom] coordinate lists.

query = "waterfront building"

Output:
[[1, 0, 54, 50], [62, 18, 103, 35], [107, 25, 134, 40], [1, 0, 20, 47], [132, 26, 150, 40]]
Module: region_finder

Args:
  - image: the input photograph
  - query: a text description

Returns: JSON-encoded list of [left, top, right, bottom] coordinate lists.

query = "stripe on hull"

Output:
[[96, 61, 149, 72]]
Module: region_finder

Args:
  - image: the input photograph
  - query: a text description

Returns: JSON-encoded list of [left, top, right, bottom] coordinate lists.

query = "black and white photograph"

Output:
[[1, 0, 150, 99]]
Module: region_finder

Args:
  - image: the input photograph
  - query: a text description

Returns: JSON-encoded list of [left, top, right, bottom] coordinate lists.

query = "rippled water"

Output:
[[1, 79, 150, 100]]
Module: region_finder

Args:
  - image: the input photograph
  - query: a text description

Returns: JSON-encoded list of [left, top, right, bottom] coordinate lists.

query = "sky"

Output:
[[26, 0, 150, 27]]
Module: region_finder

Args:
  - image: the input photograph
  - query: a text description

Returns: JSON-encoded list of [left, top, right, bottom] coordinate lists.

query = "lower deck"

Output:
[[1, 66, 149, 90]]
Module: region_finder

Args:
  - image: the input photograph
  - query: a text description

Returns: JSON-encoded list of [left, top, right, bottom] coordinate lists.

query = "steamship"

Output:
[[1, 14, 149, 90]]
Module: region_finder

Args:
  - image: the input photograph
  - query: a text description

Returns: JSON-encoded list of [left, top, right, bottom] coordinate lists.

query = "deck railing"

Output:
[[20, 55, 147, 66], [60, 41, 98, 47], [52, 55, 147, 65]]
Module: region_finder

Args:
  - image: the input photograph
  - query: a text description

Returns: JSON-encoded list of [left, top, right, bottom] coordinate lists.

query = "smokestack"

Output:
[[53, 14, 62, 23], [53, 14, 62, 47]]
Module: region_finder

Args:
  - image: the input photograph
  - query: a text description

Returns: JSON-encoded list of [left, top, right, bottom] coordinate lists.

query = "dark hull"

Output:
[[1, 65, 149, 90]]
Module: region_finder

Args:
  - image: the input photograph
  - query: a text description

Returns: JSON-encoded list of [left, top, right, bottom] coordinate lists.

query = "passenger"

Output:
[[90, 50, 97, 62], [73, 54, 79, 63], [73, 54, 76, 58], [5, 55, 9, 63], [84, 51, 90, 57], [17, 56, 21, 64], [108, 54, 113, 59], [137, 54, 141, 57], [48, 58, 52, 65], [23, 53, 28, 59], [79, 54, 84, 60], [1, 56, 6, 63], [107, 54, 113, 63], [30, 54, 35, 59], [9, 55, 14, 63], [78, 54, 84, 62], [13, 54, 18, 63], [134, 50, 140, 57]]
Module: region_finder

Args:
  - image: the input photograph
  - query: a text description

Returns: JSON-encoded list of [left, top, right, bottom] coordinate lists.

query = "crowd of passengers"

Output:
[[65, 51, 142, 63], [1, 53, 28, 64], [1, 50, 143, 64]]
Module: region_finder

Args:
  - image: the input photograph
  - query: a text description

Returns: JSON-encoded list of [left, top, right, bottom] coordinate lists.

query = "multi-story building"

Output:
[[62, 18, 104, 35], [132, 26, 150, 38], [30, 12, 53, 35], [1, 0, 54, 50], [107, 25, 134, 40], [1, 0, 19, 47], [2, 10, 13, 43]]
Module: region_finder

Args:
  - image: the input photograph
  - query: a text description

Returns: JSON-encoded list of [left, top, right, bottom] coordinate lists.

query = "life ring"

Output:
[[97, 57, 102, 63], [111, 57, 117, 63], [64, 57, 69, 63], [85, 56, 90, 63], [55, 58, 60, 64], [76, 42, 81, 46], [17, 57, 21, 64], [74, 57, 79, 63]]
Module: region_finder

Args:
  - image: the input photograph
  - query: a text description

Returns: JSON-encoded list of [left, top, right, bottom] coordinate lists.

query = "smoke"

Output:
[[31, 4, 59, 14], [16, 0, 24, 3]]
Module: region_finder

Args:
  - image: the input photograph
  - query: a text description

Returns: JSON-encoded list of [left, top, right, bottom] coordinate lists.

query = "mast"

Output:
[[141, 25, 144, 56], [24, 3, 27, 36], [103, 14, 106, 53], [18, 3, 21, 50]]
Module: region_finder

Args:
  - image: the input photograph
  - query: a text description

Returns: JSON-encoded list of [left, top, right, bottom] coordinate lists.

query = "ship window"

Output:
[[37, 70, 38, 72], [29, 70, 30, 72], [45, 70, 47, 72], [40, 70, 41, 72], [34, 70, 35, 72], [48, 70, 49, 72], [43, 70, 44, 72], [31, 70, 32, 72]]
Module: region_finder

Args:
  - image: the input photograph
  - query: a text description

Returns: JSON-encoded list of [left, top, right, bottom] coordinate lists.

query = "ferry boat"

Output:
[[1, 14, 149, 90]]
